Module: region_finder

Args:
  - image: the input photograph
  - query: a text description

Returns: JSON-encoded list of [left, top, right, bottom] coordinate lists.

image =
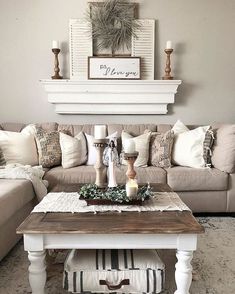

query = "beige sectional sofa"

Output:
[[0, 122, 234, 261]]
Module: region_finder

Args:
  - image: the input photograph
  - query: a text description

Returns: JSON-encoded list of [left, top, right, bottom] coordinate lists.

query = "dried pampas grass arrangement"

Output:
[[88, 0, 141, 54]]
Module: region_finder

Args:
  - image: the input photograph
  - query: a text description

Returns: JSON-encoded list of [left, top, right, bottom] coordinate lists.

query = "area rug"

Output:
[[0, 217, 234, 294]]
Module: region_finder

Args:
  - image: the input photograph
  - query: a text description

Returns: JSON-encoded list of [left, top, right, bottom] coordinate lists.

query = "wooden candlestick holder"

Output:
[[124, 152, 139, 180], [51, 48, 63, 79], [162, 49, 173, 80], [94, 139, 108, 188]]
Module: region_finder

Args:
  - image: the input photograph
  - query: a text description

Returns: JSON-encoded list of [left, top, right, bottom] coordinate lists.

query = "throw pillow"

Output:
[[172, 125, 210, 168], [0, 129, 38, 166], [211, 125, 235, 173], [172, 120, 214, 167], [121, 131, 151, 167], [60, 132, 87, 169], [85, 133, 97, 166], [172, 119, 189, 134], [35, 127, 61, 168], [148, 130, 174, 168]]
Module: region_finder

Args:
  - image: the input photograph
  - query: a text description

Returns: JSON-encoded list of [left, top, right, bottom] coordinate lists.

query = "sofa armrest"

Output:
[[227, 173, 235, 212]]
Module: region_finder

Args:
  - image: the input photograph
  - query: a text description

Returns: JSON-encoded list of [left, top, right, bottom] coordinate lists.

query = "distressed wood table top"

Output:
[[17, 183, 204, 235]]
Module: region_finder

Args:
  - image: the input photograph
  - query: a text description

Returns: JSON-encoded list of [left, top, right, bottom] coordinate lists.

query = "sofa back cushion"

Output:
[[0, 123, 26, 132], [212, 125, 235, 173], [0, 122, 58, 132], [58, 124, 94, 136]]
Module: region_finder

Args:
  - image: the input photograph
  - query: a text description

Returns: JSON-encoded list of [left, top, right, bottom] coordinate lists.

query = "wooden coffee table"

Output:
[[17, 183, 204, 294]]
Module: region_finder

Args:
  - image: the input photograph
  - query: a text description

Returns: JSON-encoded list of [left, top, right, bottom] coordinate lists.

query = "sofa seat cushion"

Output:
[[0, 179, 35, 226], [167, 167, 228, 191], [44, 166, 98, 191], [114, 165, 167, 185]]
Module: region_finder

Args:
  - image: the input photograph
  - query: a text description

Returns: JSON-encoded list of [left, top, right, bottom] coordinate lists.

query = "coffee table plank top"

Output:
[[17, 183, 204, 235]]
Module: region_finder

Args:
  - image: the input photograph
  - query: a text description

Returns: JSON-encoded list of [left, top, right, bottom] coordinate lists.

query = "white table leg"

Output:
[[28, 250, 47, 294], [174, 250, 193, 294]]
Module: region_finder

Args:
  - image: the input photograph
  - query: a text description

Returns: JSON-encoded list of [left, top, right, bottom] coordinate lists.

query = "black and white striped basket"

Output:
[[63, 249, 165, 293]]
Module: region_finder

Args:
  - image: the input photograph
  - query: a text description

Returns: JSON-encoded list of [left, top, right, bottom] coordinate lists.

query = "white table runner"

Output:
[[32, 192, 190, 213]]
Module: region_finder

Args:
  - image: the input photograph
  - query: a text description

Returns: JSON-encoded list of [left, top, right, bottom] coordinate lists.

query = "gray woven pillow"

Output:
[[35, 127, 62, 168], [148, 130, 174, 168]]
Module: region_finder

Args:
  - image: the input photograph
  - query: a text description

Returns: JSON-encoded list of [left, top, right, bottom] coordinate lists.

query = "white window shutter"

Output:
[[132, 20, 155, 80], [69, 19, 93, 80]]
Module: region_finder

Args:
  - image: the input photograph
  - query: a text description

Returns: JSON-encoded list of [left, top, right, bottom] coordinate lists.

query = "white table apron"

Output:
[[24, 232, 197, 294]]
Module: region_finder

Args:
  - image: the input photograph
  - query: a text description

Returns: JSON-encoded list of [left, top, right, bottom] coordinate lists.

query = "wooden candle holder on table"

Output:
[[124, 152, 139, 180], [94, 139, 108, 188], [124, 152, 139, 199]]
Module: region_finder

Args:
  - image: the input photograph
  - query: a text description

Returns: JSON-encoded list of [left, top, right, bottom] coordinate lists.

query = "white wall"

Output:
[[0, 0, 234, 125]]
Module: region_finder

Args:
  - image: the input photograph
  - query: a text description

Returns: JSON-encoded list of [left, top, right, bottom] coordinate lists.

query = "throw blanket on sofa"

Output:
[[0, 164, 48, 201]]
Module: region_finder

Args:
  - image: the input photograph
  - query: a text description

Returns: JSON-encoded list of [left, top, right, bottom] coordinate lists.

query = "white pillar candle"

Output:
[[52, 40, 59, 49], [126, 179, 138, 199], [94, 125, 106, 139], [124, 139, 135, 153], [166, 40, 172, 49]]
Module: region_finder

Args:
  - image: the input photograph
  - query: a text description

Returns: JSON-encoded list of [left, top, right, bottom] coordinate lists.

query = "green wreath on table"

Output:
[[79, 184, 153, 203]]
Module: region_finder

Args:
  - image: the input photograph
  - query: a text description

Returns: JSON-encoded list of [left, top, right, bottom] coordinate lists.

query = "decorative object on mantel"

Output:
[[69, 19, 93, 80], [69, 1, 155, 80], [87, 0, 140, 56], [88, 56, 141, 80], [40, 79, 182, 114], [79, 183, 152, 205], [132, 19, 155, 80], [51, 40, 63, 80], [93, 125, 108, 188], [162, 40, 174, 80]]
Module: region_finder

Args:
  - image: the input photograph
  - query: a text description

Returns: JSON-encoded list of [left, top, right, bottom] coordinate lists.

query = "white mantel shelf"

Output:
[[40, 79, 182, 115]]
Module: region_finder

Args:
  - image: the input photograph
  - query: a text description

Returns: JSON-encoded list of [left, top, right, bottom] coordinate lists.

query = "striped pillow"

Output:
[[63, 249, 165, 293], [203, 129, 215, 167], [0, 148, 6, 166]]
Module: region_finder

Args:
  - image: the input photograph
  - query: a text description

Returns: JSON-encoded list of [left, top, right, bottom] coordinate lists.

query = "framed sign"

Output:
[[88, 57, 141, 80]]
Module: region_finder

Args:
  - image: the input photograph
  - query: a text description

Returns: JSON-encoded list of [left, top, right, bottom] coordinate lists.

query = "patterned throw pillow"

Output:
[[148, 130, 174, 168], [35, 127, 61, 168]]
